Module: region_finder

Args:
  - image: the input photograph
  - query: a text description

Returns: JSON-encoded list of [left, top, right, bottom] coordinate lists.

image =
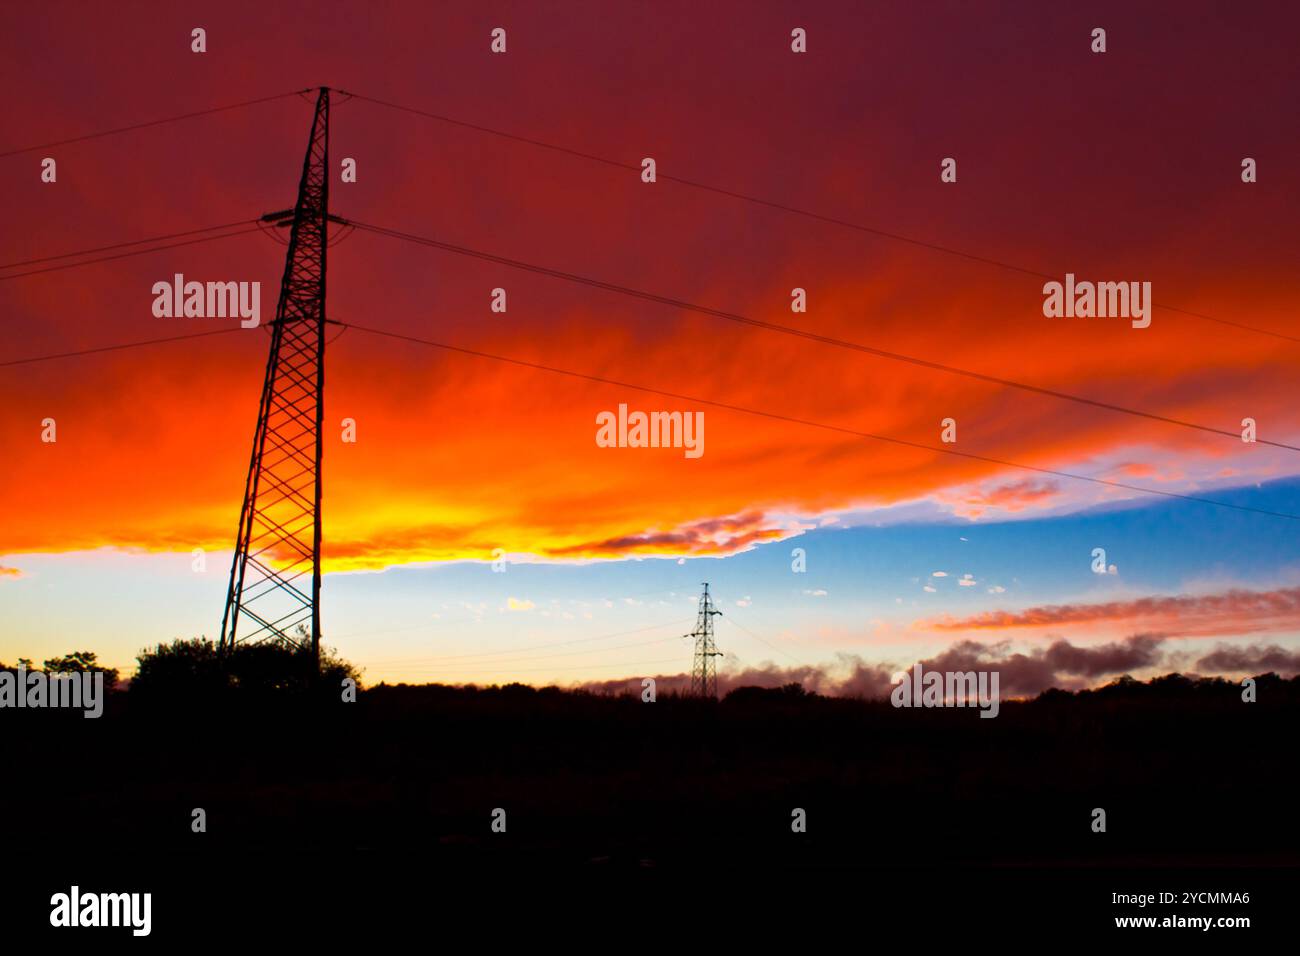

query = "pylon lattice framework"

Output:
[[688, 582, 723, 698], [219, 87, 331, 661]]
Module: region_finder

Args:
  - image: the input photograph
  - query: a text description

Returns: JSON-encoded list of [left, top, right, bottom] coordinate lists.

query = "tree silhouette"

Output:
[[41, 650, 120, 691]]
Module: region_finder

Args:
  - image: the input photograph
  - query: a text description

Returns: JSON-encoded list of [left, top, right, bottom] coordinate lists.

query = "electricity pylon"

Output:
[[219, 87, 331, 663], [687, 582, 723, 698]]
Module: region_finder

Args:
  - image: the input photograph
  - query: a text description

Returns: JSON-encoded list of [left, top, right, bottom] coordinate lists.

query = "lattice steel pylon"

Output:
[[687, 582, 723, 698], [219, 87, 331, 663]]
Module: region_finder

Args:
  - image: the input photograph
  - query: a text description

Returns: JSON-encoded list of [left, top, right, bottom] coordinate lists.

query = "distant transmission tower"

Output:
[[219, 87, 332, 663], [687, 582, 723, 698]]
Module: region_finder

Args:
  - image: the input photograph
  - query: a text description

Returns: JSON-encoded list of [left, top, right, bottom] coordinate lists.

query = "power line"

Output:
[[328, 587, 692, 643], [718, 601, 811, 668], [348, 218, 1300, 455], [337, 617, 694, 658], [0, 90, 310, 159], [334, 318, 1300, 522], [368, 635, 684, 671], [344, 90, 1298, 345], [0, 219, 258, 269], [0, 225, 262, 281], [723, 616, 808, 669], [2, 312, 1294, 520], [0, 328, 245, 369], [360, 656, 686, 678]]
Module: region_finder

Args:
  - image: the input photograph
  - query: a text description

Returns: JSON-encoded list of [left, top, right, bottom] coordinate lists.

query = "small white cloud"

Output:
[[923, 585, 937, 593], [931, 571, 948, 578], [987, 585, 1006, 594], [677, 557, 686, 565], [506, 597, 535, 611], [735, 597, 752, 607], [1108, 564, 1119, 575], [802, 589, 828, 597], [958, 575, 977, 586]]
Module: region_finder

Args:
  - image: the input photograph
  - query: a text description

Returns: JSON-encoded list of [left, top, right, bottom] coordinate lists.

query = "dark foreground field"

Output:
[[7, 673, 1298, 867], [4, 673, 1297, 938]]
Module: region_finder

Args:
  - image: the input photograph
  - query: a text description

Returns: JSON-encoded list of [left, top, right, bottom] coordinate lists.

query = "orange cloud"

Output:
[[546, 510, 794, 559], [3, 291, 1297, 571], [940, 478, 1062, 519], [926, 585, 1300, 638]]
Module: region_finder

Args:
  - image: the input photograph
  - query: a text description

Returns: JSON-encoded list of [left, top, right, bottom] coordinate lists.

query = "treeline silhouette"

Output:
[[0, 650, 119, 690], [3, 639, 1297, 868]]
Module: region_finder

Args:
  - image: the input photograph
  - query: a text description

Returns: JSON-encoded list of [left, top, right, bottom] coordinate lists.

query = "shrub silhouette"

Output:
[[130, 635, 359, 705]]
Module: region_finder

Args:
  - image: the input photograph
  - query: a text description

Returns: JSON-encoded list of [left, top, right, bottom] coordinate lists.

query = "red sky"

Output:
[[1, 2, 1299, 683]]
